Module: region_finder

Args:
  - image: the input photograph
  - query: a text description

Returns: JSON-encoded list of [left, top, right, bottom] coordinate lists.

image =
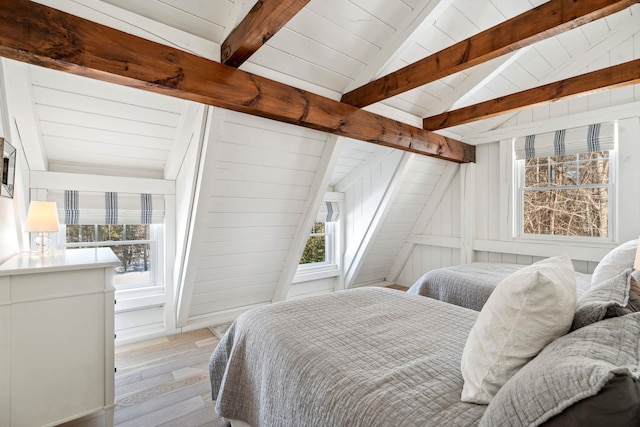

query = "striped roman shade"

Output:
[[316, 201, 339, 222], [48, 190, 165, 225], [514, 122, 615, 160]]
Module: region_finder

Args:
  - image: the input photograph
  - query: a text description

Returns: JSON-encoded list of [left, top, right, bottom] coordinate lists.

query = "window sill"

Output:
[[293, 265, 340, 284], [513, 235, 617, 248]]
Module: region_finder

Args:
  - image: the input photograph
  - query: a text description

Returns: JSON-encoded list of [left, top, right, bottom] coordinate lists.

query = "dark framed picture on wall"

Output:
[[0, 137, 16, 199]]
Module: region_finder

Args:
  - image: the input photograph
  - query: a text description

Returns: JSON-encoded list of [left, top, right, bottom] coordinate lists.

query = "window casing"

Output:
[[515, 148, 616, 243], [299, 221, 335, 266], [295, 220, 340, 283]]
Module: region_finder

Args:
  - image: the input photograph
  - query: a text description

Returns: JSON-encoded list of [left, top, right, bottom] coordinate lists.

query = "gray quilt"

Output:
[[210, 287, 486, 426], [408, 263, 593, 311]]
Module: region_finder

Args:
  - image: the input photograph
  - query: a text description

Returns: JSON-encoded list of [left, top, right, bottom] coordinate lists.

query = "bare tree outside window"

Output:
[[521, 152, 609, 238]]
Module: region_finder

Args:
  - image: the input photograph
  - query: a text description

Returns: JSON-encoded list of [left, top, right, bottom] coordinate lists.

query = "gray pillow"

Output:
[[540, 374, 640, 426], [606, 270, 640, 317], [479, 312, 640, 427], [571, 268, 632, 330]]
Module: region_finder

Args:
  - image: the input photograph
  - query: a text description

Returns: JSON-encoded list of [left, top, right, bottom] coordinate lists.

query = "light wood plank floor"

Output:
[[58, 328, 229, 427]]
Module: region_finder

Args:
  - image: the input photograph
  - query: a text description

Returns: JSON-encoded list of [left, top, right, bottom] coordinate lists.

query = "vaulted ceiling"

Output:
[[1, 0, 638, 180], [1, 0, 639, 329]]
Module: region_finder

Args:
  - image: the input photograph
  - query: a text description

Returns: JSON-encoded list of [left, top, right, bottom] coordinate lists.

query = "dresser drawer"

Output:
[[11, 268, 106, 302]]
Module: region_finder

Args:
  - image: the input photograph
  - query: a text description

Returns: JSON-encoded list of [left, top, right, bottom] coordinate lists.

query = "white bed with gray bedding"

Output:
[[407, 262, 593, 311], [210, 243, 640, 426], [210, 288, 486, 426], [209, 285, 640, 426]]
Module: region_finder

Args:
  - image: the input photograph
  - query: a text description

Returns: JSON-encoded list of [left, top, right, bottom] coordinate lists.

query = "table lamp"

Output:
[[25, 201, 59, 255]]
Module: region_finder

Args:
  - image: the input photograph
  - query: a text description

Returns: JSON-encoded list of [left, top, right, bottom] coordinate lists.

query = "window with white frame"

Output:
[[299, 221, 335, 266], [296, 200, 341, 281], [514, 122, 616, 241], [49, 190, 165, 292], [63, 224, 162, 291]]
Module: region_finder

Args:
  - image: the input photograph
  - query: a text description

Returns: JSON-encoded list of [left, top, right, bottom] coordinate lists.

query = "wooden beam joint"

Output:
[[221, 0, 310, 67]]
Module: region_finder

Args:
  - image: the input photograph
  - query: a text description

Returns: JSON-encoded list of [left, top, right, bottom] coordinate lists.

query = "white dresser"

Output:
[[0, 248, 120, 427]]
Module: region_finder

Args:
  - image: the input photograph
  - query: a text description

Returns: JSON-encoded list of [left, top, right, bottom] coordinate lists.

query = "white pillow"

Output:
[[460, 254, 577, 404], [591, 239, 638, 287]]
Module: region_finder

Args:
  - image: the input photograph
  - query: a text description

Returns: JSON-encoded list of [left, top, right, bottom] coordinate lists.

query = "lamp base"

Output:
[[33, 232, 53, 256]]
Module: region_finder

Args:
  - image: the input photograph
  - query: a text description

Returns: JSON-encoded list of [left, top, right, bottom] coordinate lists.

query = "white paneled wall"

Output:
[[287, 278, 335, 300], [342, 150, 405, 285], [185, 110, 331, 321], [415, 21, 640, 277], [396, 170, 461, 286], [397, 116, 640, 287], [351, 155, 455, 286], [0, 62, 21, 262], [115, 306, 164, 336], [342, 150, 404, 280], [330, 139, 383, 186], [171, 103, 208, 330]]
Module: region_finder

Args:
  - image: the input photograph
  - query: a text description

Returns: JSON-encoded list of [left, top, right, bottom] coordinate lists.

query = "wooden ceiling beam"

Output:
[[422, 59, 640, 130], [221, 0, 309, 67], [0, 0, 474, 163], [341, 0, 637, 108]]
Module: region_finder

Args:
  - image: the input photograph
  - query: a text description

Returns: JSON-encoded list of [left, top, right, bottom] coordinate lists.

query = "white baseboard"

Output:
[[350, 280, 393, 288], [181, 303, 267, 333]]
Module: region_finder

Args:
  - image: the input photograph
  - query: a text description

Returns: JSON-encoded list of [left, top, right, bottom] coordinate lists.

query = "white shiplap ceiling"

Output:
[[29, 66, 185, 178], [100, 0, 240, 43], [9, 0, 640, 181]]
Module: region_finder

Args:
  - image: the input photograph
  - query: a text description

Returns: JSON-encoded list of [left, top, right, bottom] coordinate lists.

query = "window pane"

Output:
[[525, 157, 548, 167], [578, 158, 609, 185], [550, 161, 577, 186], [299, 235, 326, 264], [97, 225, 124, 241], [311, 222, 325, 234], [66, 225, 95, 243], [525, 163, 549, 187], [523, 188, 608, 237], [95, 225, 150, 241], [579, 151, 608, 161], [125, 224, 150, 240], [63, 224, 158, 290], [552, 154, 575, 163], [113, 243, 152, 288]]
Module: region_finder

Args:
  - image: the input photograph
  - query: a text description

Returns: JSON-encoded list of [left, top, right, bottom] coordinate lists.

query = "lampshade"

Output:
[[25, 201, 60, 232], [635, 238, 640, 270]]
